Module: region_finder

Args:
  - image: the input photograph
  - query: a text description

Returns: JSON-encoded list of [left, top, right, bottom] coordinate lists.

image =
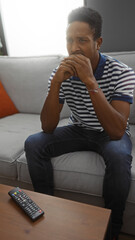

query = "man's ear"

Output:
[[96, 37, 103, 50]]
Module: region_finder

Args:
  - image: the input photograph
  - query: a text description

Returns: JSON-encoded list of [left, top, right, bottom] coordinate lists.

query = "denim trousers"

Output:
[[25, 125, 132, 237]]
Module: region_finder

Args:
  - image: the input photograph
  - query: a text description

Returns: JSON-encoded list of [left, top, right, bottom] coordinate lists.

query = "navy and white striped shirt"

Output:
[[48, 53, 135, 134]]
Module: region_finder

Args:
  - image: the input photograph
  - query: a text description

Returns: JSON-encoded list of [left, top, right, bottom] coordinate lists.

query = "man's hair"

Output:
[[68, 7, 102, 40]]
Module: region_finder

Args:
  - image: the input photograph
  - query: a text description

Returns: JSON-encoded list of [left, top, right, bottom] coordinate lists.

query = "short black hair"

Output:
[[68, 7, 102, 40]]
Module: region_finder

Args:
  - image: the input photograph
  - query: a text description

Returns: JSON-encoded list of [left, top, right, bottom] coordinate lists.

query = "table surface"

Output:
[[0, 184, 111, 240]]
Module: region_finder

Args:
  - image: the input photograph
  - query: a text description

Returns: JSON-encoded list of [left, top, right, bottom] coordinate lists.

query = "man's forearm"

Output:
[[88, 87, 129, 139], [40, 81, 63, 133]]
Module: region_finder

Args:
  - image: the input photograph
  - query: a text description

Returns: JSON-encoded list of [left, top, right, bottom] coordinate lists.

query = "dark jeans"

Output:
[[25, 125, 132, 238]]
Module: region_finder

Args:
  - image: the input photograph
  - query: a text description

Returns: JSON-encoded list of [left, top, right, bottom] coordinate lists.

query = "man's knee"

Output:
[[25, 132, 46, 153], [103, 140, 132, 170], [25, 131, 55, 154], [25, 134, 36, 152]]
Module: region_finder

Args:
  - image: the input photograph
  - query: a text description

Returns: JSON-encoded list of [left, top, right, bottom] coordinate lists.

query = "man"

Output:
[[25, 7, 135, 240]]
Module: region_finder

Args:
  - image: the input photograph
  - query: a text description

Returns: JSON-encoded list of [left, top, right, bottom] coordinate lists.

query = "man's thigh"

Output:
[[45, 125, 95, 157], [26, 125, 92, 158]]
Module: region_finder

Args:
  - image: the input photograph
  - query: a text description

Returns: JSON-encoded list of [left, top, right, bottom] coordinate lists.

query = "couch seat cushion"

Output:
[[17, 151, 105, 197], [0, 113, 41, 180], [18, 124, 135, 205]]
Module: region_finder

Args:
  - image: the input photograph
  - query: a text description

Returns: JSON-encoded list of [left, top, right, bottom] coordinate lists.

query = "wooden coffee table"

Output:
[[0, 184, 111, 240]]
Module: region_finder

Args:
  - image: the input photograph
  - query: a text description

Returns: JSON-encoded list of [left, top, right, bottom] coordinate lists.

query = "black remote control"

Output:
[[8, 187, 44, 221]]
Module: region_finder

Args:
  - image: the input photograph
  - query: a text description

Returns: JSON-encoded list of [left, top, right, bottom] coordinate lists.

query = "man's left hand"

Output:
[[63, 54, 94, 85]]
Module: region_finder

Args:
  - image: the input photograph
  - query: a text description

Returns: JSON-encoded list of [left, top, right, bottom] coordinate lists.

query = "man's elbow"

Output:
[[41, 122, 56, 134], [109, 128, 125, 140]]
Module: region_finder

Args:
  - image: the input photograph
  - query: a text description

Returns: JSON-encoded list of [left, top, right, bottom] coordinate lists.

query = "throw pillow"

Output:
[[0, 81, 19, 118]]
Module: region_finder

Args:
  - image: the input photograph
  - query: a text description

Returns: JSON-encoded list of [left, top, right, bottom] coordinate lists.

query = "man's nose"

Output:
[[71, 41, 80, 54]]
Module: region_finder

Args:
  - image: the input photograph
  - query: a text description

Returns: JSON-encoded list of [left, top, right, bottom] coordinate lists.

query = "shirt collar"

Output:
[[94, 52, 107, 79]]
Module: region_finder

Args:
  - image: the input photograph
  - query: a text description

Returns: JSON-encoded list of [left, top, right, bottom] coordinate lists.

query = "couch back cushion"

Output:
[[0, 52, 134, 122], [0, 55, 67, 115]]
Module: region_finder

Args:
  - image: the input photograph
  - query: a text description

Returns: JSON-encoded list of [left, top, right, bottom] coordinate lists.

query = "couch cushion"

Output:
[[17, 143, 135, 204], [17, 153, 32, 184], [105, 51, 135, 72], [17, 151, 105, 197], [0, 55, 64, 114], [0, 113, 41, 180], [17, 121, 135, 205], [129, 90, 135, 124]]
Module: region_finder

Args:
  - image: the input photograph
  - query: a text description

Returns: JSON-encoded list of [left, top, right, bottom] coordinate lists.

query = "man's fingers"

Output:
[[64, 54, 88, 65], [60, 61, 77, 76]]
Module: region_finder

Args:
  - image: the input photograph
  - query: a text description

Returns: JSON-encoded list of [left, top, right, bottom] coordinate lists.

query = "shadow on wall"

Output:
[[84, 0, 135, 52]]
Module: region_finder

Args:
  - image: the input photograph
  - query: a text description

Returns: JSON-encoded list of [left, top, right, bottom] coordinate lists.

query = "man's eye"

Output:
[[79, 38, 87, 43]]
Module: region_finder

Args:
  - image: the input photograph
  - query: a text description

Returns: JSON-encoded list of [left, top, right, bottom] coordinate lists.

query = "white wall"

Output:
[[0, 0, 83, 56]]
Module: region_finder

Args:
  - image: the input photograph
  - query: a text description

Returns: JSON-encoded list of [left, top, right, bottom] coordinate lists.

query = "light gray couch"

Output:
[[0, 52, 135, 236]]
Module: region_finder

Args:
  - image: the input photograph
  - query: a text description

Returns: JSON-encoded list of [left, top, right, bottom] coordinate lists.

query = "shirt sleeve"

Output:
[[47, 67, 65, 104], [111, 67, 135, 104]]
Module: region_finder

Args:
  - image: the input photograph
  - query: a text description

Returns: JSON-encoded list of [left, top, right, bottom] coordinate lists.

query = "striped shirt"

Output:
[[48, 53, 135, 134]]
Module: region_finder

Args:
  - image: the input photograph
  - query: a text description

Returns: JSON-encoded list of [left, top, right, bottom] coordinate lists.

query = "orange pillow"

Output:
[[0, 81, 19, 118]]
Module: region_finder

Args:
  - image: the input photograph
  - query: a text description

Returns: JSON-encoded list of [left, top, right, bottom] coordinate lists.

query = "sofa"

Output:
[[0, 51, 135, 236]]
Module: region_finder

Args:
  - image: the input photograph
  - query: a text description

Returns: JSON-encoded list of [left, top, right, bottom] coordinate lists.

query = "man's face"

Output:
[[66, 21, 102, 66]]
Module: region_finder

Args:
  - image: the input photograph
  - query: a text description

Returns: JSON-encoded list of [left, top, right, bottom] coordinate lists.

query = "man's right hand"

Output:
[[53, 58, 77, 83]]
